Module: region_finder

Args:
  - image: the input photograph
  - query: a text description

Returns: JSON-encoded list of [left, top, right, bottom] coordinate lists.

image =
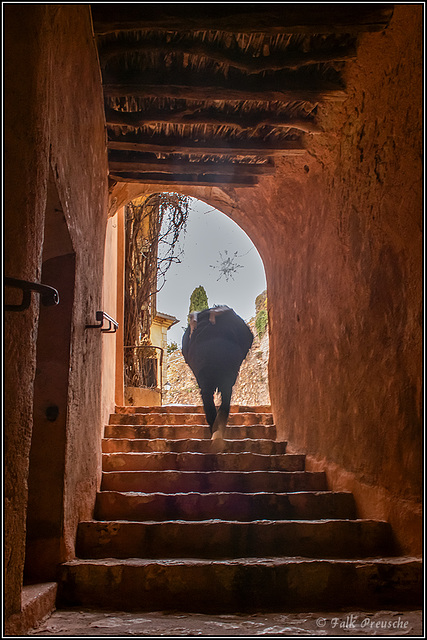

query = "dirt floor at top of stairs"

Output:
[[27, 608, 423, 636]]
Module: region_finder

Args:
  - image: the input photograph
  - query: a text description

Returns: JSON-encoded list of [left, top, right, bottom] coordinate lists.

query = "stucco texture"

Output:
[[239, 4, 422, 552], [5, 4, 108, 617]]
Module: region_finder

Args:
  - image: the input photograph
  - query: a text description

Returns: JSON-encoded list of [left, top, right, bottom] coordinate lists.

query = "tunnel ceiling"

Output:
[[91, 4, 394, 189]]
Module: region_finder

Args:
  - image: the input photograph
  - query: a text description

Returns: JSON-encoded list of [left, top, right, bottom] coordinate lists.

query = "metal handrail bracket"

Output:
[[86, 310, 119, 333], [5, 277, 60, 311]]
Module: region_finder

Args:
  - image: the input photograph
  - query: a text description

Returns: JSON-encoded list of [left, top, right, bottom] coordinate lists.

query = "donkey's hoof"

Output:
[[211, 430, 226, 453]]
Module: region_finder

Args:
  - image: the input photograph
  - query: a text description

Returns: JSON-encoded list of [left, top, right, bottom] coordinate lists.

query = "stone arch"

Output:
[[108, 183, 267, 271], [107, 185, 271, 407]]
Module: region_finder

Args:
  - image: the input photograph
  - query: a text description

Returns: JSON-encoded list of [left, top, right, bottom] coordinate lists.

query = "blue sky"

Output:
[[157, 198, 267, 345]]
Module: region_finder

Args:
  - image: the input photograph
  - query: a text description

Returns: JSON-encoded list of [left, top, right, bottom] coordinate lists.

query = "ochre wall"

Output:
[[5, 5, 49, 616], [25, 252, 76, 582], [101, 214, 119, 425], [237, 4, 422, 554], [109, 5, 422, 554], [5, 5, 108, 618], [4, 2, 422, 625]]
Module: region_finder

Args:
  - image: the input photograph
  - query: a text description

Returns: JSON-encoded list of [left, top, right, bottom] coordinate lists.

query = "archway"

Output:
[[105, 189, 271, 409], [156, 196, 269, 406]]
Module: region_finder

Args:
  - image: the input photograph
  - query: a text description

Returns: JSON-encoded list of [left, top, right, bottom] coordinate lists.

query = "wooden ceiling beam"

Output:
[[91, 5, 394, 35], [107, 136, 305, 156], [105, 106, 321, 134], [108, 158, 276, 176], [109, 172, 259, 187], [103, 82, 346, 103], [99, 39, 357, 73]]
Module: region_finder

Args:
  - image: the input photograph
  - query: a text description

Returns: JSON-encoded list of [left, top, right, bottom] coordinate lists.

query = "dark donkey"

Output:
[[182, 305, 253, 451]]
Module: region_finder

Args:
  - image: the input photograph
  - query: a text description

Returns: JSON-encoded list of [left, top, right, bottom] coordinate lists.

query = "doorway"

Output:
[[156, 196, 269, 407], [24, 169, 76, 582]]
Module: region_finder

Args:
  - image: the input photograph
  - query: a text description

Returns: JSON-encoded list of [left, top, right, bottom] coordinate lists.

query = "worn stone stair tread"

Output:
[[80, 517, 387, 525], [62, 555, 422, 566], [59, 556, 422, 611], [104, 425, 277, 440], [102, 437, 288, 454], [101, 451, 305, 472], [94, 489, 357, 520], [105, 424, 276, 431], [102, 452, 300, 459], [108, 413, 274, 425], [102, 437, 284, 443], [101, 469, 328, 493], [115, 405, 272, 414], [101, 470, 323, 477], [95, 490, 354, 499], [76, 518, 394, 559]]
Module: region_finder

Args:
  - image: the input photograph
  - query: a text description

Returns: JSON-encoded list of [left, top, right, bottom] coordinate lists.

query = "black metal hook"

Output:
[[5, 277, 59, 311]]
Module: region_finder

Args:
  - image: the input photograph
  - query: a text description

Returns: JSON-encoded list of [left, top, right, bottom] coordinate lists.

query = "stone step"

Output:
[[102, 438, 288, 455], [102, 452, 306, 472], [94, 491, 357, 522], [58, 557, 423, 612], [109, 412, 274, 426], [76, 519, 395, 560], [104, 424, 277, 440], [115, 405, 272, 415], [101, 470, 328, 493]]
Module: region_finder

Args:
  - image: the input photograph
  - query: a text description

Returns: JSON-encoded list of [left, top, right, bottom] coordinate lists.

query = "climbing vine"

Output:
[[124, 192, 190, 349], [255, 290, 268, 338]]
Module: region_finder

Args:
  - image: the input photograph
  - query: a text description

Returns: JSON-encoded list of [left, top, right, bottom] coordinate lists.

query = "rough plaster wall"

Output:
[[46, 6, 109, 557], [5, 5, 108, 617], [236, 5, 422, 551], [299, 4, 421, 499], [101, 215, 119, 425], [309, 3, 422, 500], [4, 5, 51, 616]]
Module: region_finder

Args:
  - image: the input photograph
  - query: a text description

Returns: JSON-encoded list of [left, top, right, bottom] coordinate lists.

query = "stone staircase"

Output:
[[58, 405, 422, 612]]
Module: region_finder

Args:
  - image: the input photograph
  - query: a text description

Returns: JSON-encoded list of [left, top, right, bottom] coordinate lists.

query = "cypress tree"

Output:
[[189, 286, 209, 315]]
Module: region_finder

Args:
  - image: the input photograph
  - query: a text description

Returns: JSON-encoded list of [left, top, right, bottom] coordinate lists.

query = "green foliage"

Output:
[[254, 290, 268, 338], [189, 286, 209, 315], [255, 293, 264, 310], [255, 290, 267, 314], [255, 308, 268, 338], [255, 291, 267, 312], [167, 341, 178, 355]]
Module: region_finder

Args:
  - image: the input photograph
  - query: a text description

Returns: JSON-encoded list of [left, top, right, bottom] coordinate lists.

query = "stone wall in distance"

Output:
[[163, 318, 270, 407]]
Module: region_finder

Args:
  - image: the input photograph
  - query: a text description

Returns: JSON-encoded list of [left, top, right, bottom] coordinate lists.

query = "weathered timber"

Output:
[[99, 39, 357, 73], [109, 172, 259, 187], [107, 136, 305, 156], [109, 159, 276, 176], [105, 106, 321, 134], [91, 5, 394, 35], [103, 82, 346, 103]]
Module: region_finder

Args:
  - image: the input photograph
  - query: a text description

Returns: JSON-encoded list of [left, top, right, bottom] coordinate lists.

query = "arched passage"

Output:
[[156, 196, 269, 406], [3, 6, 423, 630], [157, 198, 266, 338], [103, 190, 271, 410]]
